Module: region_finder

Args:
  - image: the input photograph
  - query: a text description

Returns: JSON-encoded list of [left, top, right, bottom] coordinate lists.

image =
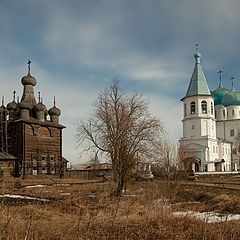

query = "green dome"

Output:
[[222, 90, 240, 107], [211, 85, 230, 105]]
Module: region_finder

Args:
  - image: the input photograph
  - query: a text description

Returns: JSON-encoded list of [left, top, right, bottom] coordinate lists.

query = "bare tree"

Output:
[[76, 79, 163, 195]]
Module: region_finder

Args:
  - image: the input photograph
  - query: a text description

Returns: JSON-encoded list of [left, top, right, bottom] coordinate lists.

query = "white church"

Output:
[[179, 46, 240, 172]]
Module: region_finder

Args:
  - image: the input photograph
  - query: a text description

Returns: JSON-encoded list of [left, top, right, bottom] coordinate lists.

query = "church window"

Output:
[[201, 101, 207, 114], [230, 129, 234, 137], [223, 110, 226, 117], [232, 109, 235, 116], [213, 146, 215, 153], [211, 102, 213, 115], [184, 104, 186, 116], [216, 146, 218, 152], [191, 101, 196, 114]]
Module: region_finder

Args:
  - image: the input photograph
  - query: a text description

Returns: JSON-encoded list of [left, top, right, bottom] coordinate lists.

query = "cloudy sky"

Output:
[[1, 0, 240, 164]]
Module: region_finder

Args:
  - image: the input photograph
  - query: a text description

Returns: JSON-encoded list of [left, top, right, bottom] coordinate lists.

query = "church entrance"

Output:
[[183, 157, 200, 173]]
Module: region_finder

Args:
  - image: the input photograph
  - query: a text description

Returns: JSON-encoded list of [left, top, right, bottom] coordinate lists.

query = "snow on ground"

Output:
[[0, 194, 50, 202], [173, 211, 240, 223], [25, 183, 70, 188]]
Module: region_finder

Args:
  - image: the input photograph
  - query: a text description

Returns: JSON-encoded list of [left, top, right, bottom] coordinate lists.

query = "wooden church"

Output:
[[0, 61, 66, 178]]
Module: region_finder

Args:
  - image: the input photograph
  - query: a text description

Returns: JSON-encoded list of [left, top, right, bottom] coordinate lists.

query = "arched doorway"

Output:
[[183, 157, 200, 173]]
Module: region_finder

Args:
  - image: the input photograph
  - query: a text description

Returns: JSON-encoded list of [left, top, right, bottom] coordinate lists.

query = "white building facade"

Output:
[[179, 48, 235, 172]]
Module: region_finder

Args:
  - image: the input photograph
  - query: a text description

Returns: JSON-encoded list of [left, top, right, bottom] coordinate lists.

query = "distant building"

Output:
[[67, 163, 112, 179], [179, 46, 236, 172], [0, 61, 66, 178]]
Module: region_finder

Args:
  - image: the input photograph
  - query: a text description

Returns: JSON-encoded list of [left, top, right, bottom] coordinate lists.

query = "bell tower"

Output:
[[181, 45, 216, 140]]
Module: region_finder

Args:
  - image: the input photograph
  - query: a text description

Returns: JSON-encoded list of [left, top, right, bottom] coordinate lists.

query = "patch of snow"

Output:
[[25, 183, 70, 188], [173, 211, 240, 223], [52, 184, 70, 187], [25, 184, 47, 188], [0, 194, 49, 202], [87, 194, 96, 198], [60, 193, 71, 196]]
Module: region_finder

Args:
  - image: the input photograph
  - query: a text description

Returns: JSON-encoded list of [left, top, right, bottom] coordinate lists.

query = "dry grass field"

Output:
[[0, 177, 240, 239]]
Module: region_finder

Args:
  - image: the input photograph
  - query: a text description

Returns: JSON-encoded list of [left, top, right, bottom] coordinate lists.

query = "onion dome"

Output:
[[7, 101, 17, 110], [48, 97, 61, 116], [0, 105, 8, 113], [35, 102, 46, 112], [222, 90, 240, 107], [7, 90, 18, 110], [18, 100, 31, 110], [21, 73, 36, 86], [211, 82, 230, 105], [21, 60, 36, 86], [35, 94, 46, 112], [0, 96, 9, 114], [49, 106, 61, 116]]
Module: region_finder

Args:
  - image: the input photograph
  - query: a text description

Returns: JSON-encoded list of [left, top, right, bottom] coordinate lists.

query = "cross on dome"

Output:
[[195, 43, 198, 52], [230, 76, 235, 90], [27, 60, 31, 74], [217, 70, 223, 88], [13, 90, 16, 101]]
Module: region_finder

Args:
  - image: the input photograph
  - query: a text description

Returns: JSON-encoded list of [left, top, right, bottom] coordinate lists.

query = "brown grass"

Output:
[[0, 179, 240, 239]]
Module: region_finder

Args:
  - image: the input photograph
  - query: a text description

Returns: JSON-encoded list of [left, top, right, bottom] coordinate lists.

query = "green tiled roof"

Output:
[[185, 51, 211, 97]]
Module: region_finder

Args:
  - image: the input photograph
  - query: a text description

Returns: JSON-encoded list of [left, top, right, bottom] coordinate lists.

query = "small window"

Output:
[[42, 167, 46, 170], [211, 102, 213, 115], [201, 101, 207, 114], [192, 125, 195, 129], [41, 156, 45, 161], [230, 129, 234, 137], [191, 101, 196, 114], [223, 109, 226, 117], [213, 146, 215, 153], [233, 148, 237, 154], [232, 109, 235, 116], [184, 104, 187, 116], [51, 156, 54, 161]]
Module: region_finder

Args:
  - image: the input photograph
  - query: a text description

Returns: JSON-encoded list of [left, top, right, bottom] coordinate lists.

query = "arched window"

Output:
[[201, 101, 207, 114], [232, 109, 235, 116], [230, 129, 234, 137], [184, 104, 187, 116], [191, 101, 196, 114], [223, 109, 226, 118], [211, 102, 213, 115]]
